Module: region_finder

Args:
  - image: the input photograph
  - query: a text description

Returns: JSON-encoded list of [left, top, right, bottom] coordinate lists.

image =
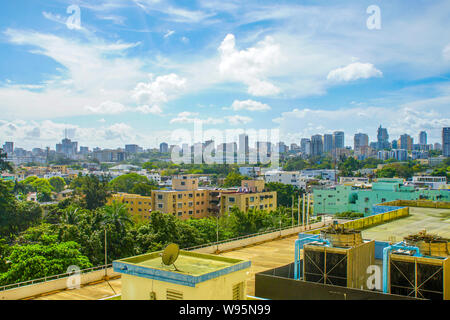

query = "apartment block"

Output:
[[108, 193, 153, 221]]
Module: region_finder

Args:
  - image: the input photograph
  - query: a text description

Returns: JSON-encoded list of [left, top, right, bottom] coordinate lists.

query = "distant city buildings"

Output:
[[354, 133, 369, 153], [311, 135, 323, 157], [377, 125, 390, 150], [2, 142, 13, 155], [443, 127, 450, 157], [333, 131, 345, 149], [159, 142, 169, 153], [125, 144, 142, 154]]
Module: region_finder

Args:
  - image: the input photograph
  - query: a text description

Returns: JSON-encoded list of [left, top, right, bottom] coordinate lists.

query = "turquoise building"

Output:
[[313, 178, 450, 216]]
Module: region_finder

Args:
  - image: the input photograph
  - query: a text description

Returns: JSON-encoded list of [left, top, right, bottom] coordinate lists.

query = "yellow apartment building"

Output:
[[220, 179, 277, 215], [151, 189, 210, 220], [108, 193, 153, 221]]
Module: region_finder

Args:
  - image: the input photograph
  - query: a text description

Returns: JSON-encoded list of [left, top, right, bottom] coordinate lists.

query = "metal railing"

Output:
[[183, 221, 327, 251], [0, 264, 112, 292]]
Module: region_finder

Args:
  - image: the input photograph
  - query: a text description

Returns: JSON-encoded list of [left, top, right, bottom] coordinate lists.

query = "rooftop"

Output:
[[113, 250, 251, 287]]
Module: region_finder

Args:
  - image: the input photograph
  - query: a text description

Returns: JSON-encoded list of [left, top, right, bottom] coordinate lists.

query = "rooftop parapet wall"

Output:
[[380, 199, 450, 209]]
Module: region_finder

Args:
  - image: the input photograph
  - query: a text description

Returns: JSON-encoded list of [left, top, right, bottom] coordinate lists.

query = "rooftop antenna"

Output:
[[160, 243, 180, 271]]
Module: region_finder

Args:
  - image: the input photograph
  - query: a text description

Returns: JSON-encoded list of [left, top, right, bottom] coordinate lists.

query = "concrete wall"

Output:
[[0, 267, 119, 300]]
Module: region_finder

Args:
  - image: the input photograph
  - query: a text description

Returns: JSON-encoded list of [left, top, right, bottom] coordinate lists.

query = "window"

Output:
[[189, 210, 193, 215], [189, 202, 193, 207], [158, 204, 163, 209], [178, 212, 182, 216], [260, 205, 264, 209], [232, 282, 244, 300], [138, 201, 142, 205], [181, 181, 185, 186], [189, 193, 193, 198], [157, 195, 163, 200], [178, 194, 182, 199], [178, 203, 182, 209], [166, 289, 183, 300], [229, 197, 235, 203], [250, 197, 254, 202]]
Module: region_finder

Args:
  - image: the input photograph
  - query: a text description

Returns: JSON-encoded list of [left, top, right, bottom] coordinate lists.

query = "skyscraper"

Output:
[[333, 131, 345, 149], [2, 142, 13, 154], [399, 134, 413, 151], [443, 127, 450, 157], [238, 133, 249, 164], [354, 133, 369, 152], [377, 125, 389, 150], [419, 131, 427, 146], [159, 142, 169, 153], [323, 134, 333, 153], [311, 135, 323, 157], [300, 138, 311, 155]]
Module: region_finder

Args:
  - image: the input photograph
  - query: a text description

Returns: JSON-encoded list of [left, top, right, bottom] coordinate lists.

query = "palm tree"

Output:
[[61, 206, 80, 225], [101, 201, 132, 233]]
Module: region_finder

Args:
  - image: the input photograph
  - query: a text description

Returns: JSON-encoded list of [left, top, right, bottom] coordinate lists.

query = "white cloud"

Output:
[[164, 30, 175, 38], [218, 34, 281, 96], [85, 101, 127, 114], [1, 29, 145, 119], [170, 112, 223, 125], [135, 105, 163, 114], [225, 115, 252, 125], [443, 44, 450, 61], [327, 62, 382, 82], [229, 99, 271, 111], [132, 73, 187, 112]]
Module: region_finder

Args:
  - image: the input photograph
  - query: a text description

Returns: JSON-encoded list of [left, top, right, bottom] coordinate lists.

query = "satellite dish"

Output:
[[161, 243, 180, 271]]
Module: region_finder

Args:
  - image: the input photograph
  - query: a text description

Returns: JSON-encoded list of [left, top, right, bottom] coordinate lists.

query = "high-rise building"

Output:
[[311, 135, 323, 157], [399, 134, 413, 151], [79, 146, 89, 155], [300, 138, 311, 156], [159, 142, 169, 153], [333, 131, 345, 149], [391, 140, 398, 149], [323, 134, 333, 153], [125, 144, 140, 154], [354, 133, 368, 153], [377, 125, 389, 150], [443, 127, 450, 157], [238, 134, 249, 164], [2, 142, 13, 155], [56, 138, 77, 158], [419, 131, 427, 146]]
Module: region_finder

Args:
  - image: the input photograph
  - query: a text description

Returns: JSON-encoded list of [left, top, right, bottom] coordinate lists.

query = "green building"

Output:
[[313, 178, 450, 216]]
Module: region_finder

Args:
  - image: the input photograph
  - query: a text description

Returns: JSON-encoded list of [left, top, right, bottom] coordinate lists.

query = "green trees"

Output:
[[0, 180, 42, 238], [48, 176, 66, 193], [222, 171, 245, 188], [71, 174, 110, 210], [376, 163, 413, 179], [109, 173, 157, 194], [0, 149, 13, 173], [0, 241, 92, 285], [265, 182, 303, 207]]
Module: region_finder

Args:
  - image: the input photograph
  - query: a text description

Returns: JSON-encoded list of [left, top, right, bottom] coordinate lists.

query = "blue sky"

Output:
[[0, 0, 450, 150]]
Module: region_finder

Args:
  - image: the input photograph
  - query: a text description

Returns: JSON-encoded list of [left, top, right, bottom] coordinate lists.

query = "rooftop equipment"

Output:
[[297, 226, 375, 289], [383, 232, 450, 300]]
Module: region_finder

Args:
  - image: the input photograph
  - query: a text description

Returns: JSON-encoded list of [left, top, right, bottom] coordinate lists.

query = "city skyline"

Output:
[[0, 1, 449, 150]]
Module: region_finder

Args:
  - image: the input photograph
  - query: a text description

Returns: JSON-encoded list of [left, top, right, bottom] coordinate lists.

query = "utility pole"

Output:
[[291, 195, 294, 227], [306, 194, 311, 226], [302, 193, 306, 228], [104, 228, 107, 277]]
